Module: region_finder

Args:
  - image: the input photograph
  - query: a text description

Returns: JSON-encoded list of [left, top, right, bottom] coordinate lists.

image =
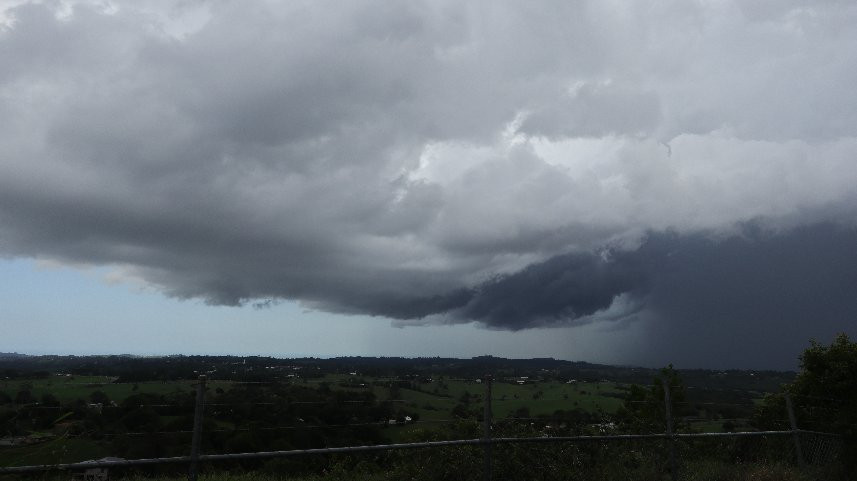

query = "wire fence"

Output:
[[0, 375, 846, 480]]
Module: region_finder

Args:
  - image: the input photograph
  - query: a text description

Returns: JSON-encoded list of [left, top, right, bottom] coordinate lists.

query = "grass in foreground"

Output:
[[5, 461, 831, 481]]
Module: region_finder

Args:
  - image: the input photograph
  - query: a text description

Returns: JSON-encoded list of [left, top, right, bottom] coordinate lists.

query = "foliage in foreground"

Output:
[[71, 460, 830, 481], [754, 333, 857, 471]]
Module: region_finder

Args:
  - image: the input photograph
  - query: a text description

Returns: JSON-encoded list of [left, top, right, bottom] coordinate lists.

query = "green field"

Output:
[[0, 375, 236, 404], [0, 374, 629, 461], [307, 374, 626, 418], [1, 372, 767, 472], [0, 435, 115, 467]]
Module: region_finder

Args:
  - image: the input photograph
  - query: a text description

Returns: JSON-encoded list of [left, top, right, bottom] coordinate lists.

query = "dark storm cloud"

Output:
[[450, 223, 857, 367], [640, 223, 857, 368], [459, 250, 651, 330], [2, 1, 857, 368]]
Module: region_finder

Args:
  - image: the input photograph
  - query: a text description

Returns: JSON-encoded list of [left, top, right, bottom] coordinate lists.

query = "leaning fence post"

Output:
[[662, 378, 678, 481], [785, 393, 806, 468], [483, 374, 493, 481], [189, 375, 206, 481]]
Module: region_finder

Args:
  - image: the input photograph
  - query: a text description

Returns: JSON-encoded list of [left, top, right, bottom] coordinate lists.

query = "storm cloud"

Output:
[[446, 223, 857, 367], [2, 1, 857, 366]]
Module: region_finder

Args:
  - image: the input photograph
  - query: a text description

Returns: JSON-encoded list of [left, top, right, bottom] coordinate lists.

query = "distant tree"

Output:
[[754, 334, 857, 470], [89, 390, 109, 405], [618, 365, 686, 434], [451, 403, 471, 419], [756, 334, 857, 430], [790, 334, 857, 432], [15, 390, 34, 405], [388, 384, 400, 400], [511, 406, 530, 419], [40, 393, 60, 407]]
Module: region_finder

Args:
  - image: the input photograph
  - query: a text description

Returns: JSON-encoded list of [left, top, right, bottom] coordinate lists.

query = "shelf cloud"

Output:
[[2, 1, 857, 366]]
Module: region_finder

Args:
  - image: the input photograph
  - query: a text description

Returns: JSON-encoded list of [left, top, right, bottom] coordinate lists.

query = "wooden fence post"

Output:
[[189, 375, 206, 481], [662, 378, 678, 481], [785, 393, 806, 468], [483, 374, 493, 481]]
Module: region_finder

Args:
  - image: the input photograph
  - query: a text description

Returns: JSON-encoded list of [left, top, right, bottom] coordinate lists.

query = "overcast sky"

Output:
[[1, 0, 856, 369]]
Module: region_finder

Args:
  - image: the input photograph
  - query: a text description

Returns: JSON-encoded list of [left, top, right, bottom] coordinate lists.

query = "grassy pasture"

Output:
[[0, 374, 794, 478], [0, 376, 235, 404], [309, 374, 626, 420], [398, 379, 624, 418], [0, 436, 112, 468]]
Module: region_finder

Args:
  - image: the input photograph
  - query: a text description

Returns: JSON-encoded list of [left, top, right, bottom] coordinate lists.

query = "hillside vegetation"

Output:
[[1, 348, 851, 480]]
